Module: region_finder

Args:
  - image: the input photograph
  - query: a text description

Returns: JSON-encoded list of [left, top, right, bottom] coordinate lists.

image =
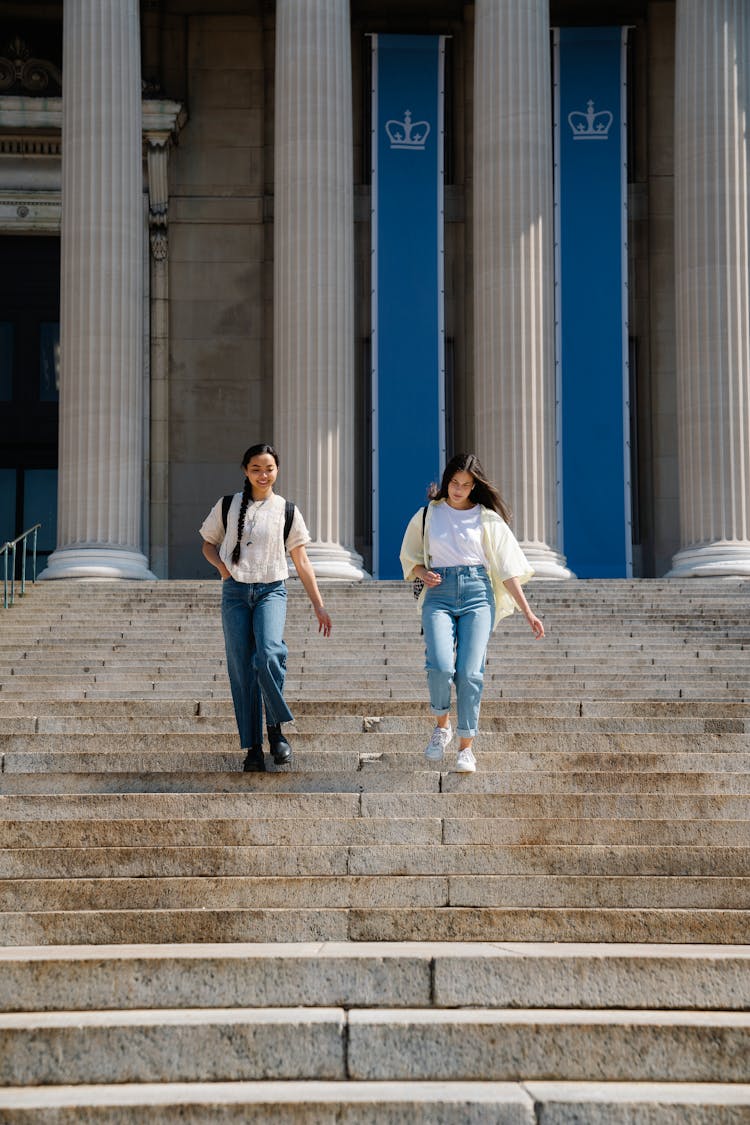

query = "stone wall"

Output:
[[168, 7, 268, 577]]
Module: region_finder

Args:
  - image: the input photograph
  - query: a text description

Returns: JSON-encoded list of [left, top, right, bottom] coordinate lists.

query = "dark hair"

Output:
[[428, 452, 512, 523], [232, 444, 280, 564]]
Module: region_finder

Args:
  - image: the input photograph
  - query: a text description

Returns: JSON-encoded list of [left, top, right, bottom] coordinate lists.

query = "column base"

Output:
[[39, 546, 156, 581], [291, 542, 371, 581], [667, 541, 750, 578], [521, 542, 576, 580]]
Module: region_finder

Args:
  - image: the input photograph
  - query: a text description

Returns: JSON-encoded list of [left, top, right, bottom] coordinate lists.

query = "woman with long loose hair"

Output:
[[400, 452, 544, 771]]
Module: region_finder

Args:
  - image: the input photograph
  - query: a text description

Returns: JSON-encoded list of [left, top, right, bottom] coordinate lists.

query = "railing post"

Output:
[[20, 536, 27, 598], [1, 524, 43, 608]]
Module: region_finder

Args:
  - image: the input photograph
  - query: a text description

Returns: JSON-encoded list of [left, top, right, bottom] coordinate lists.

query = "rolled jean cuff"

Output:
[[456, 726, 477, 738], [429, 703, 451, 718]]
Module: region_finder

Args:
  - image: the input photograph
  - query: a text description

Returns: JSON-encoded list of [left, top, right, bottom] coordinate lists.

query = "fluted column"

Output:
[[473, 0, 571, 578], [669, 0, 750, 576], [42, 0, 153, 579], [274, 0, 367, 579]]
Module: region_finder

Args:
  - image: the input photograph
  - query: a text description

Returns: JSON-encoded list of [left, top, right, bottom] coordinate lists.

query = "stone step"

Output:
[[4, 747, 750, 776], [6, 815, 743, 849], [0, 1080, 747, 1124], [1, 942, 747, 1012], [3, 767, 750, 794], [0, 1005, 747, 1085], [0, 813, 446, 846], [5, 652, 745, 667], [4, 714, 748, 734], [2, 874, 748, 913], [4, 696, 750, 716], [2, 844, 746, 879], [1, 905, 746, 945], [1, 790, 748, 819]]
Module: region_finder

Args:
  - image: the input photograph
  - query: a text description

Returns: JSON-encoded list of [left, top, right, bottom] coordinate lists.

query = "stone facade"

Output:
[[0, 1, 748, 579]]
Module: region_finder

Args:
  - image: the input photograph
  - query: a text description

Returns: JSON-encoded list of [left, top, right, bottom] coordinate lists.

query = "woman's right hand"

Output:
[[418, 567, 442, 588]]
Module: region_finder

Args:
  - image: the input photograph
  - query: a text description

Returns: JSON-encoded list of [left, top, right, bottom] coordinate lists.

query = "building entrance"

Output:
[[0, 235, 60, 564]]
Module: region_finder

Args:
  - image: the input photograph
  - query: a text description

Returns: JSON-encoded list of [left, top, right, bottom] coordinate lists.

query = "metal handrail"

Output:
[[1, 524, 42, 609]]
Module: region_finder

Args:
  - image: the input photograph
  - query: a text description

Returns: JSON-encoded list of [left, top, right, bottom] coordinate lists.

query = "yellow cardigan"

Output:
[[399, 498, 534, 629]]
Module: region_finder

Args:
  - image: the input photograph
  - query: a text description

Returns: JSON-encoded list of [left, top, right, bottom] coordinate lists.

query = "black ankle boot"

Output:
[[242, 745, 266, 772], [267, 724, 292, 765]]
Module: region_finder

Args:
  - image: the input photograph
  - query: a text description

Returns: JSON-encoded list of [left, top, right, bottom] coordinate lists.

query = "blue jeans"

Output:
[[221, 577, 294, 749], [421, 565, 495, 738]]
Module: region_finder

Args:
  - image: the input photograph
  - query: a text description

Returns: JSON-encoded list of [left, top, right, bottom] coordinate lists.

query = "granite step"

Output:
[[1, 873, 747, 913], [3, 767, 750, 794], [1, 790, 748, 819], [2, 942, 747, 1012], [2, 843, 746, 879], [5, 814, 742, 848], [0, 1080, 748, 1124], [1, 905, 746, 945], [0, 1005, 747, 1086]]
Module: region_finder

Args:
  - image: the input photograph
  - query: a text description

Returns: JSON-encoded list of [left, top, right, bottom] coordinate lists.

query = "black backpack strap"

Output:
[[221, 494, 233, 532], [283, 500, 295, 544], [421, 505, 427, 533]]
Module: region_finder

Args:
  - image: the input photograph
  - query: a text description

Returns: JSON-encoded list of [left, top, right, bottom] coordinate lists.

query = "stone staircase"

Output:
[[0, 578, 748, 1121]]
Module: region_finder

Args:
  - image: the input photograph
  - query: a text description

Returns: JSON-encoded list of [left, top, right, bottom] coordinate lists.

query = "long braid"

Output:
[[232, 480, 254, 564]]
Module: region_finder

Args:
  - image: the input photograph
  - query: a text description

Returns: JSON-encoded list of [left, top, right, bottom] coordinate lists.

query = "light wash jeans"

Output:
[[421, 565, 495, 738], [221, 577, 294, 749]]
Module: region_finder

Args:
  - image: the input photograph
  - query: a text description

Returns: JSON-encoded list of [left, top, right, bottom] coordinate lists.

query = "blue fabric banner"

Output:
[[556, 27, 631, 577], [371, 34, 445, 578]]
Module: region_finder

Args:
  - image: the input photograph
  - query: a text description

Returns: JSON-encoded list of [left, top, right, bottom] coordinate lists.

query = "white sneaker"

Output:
[[424, 722, 453, 761], [455, 747, 477, 773]]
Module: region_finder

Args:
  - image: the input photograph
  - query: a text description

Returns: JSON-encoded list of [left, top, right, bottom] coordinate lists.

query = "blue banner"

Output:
[[555, 27, 631, 577], [372, 34, 445, 578]]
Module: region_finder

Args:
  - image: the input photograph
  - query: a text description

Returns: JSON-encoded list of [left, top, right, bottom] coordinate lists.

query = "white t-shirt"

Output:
[[428, 503, 487, 567], [199, 492, 310, 583]]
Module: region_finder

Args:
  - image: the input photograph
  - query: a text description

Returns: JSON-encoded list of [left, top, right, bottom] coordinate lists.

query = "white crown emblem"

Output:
[[385, 109, 430, 150], [568, 99, 613, 140]]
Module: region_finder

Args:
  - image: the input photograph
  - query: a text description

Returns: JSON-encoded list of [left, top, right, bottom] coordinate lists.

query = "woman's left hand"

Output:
[[314, 605, 332, 637], [527, 613, 545, 639]]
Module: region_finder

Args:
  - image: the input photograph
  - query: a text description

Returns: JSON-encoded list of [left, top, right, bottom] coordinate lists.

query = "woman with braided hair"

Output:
[[200, 443, 331, 772]]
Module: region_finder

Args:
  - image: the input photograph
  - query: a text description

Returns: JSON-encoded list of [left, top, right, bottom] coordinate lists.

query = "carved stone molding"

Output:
[[0, 98, 185, 237], [0, 134, 61, 157], [0, 36, 62, 96], [0, 191, 60, 231], [144, 110, 185, 261]]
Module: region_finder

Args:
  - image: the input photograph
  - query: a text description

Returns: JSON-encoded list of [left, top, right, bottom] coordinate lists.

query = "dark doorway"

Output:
[[0, 235, 60, 565]]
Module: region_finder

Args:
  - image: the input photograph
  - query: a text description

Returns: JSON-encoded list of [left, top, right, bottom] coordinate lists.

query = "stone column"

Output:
[[274, 0, 367, 579], [42, 0, 153, 579], [669, 0, 750, 576], [473, 0, 571, 578]]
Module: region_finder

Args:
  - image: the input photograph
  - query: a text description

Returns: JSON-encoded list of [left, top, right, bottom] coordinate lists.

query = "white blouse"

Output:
[[428, 503, 487, 567], [199, 491, 310, 583]]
